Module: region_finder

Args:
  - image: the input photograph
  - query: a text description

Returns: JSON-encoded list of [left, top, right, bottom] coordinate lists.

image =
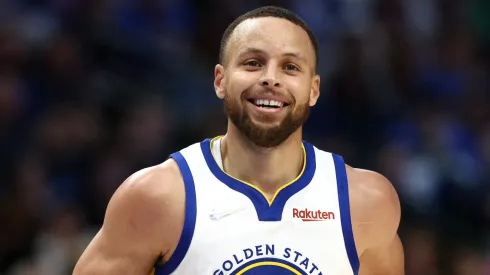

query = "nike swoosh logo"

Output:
[[209, 207, 247, 221]]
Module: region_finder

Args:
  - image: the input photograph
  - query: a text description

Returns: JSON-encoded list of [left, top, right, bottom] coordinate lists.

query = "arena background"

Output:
[[0, 0, 489, 274]]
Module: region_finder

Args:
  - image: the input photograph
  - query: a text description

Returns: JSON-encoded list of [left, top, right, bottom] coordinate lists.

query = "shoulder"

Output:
[[346, 166, 400, 216], [104, 158, 186, 257], [110, 158, 184, 213], [345, 166, 401, 253]]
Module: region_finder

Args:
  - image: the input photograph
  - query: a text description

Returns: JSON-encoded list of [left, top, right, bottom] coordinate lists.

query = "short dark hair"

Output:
[[219, 6, 319, 70]]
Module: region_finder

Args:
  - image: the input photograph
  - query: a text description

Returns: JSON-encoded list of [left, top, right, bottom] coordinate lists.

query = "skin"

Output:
[[73, 17, 404, 275]]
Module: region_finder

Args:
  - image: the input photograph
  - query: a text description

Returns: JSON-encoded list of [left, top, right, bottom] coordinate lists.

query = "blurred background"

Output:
[[0, 0, 489, 274]]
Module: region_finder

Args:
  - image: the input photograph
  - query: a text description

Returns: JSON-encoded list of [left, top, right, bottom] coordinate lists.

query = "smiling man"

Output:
[[73, 6, 404, 275]]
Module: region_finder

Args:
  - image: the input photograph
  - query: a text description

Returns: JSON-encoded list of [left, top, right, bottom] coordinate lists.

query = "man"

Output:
[[74, 6, 404, 275]]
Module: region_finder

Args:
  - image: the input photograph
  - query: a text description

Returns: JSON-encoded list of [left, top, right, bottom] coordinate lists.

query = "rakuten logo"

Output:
[[292, 208, 335, 221]]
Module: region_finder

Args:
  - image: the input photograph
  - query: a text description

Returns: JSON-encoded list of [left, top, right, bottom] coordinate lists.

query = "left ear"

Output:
[[309, 74, 320, 106]]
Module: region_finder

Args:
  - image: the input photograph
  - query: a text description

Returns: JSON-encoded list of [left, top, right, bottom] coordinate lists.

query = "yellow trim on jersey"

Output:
[[149, 267, 155, 275], [235, 261, 302, 275], [209, 135, 307, 206]]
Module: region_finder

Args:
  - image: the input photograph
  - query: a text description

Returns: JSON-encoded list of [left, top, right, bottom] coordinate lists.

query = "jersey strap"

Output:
[[155, 151, 197, 275], [332, 153, 359, 274]]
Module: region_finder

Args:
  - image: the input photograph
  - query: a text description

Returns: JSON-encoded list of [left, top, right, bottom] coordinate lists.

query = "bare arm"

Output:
[[349, 168, 404, 275], [359, 234, 404, 275], [73, 160, 185, 275]]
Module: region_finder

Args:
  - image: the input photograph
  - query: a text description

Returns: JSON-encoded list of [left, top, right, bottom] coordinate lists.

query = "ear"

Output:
[[309, 74, 320, 106], [214, 64, 226, 99]]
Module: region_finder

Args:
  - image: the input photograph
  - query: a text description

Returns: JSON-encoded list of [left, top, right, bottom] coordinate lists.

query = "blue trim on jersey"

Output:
[[332, 154, 360, 275], [200, 139, 316, 221], [155, 152, 197, 275]]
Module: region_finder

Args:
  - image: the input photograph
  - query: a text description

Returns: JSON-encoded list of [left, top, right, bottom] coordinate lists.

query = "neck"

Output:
[[220, 122, 305, 197]]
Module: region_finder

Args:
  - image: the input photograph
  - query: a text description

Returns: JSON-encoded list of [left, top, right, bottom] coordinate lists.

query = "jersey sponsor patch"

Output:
[[212, 244, 324, 275], [292, 208, 335, 222]]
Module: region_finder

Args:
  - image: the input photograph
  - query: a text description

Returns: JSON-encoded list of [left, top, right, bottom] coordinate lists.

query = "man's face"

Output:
[[214, 17, 320, 148]]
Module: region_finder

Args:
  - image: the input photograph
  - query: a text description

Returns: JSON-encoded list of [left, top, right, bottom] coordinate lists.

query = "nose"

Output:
[[259, 66, 282, 88]]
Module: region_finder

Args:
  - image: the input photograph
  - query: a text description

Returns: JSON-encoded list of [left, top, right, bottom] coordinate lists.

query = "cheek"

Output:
[[288, 81, 311, 103], [227, 72, 257, 97]]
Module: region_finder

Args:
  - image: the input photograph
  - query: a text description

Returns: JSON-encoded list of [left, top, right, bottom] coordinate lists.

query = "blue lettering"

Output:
[[214, 245, 325, 275], [255, 245, 263, 256], [244, 248, 253, 259], [265, 244, 275, 255], [293, 251, 303, 263], [223, 260, 233, 271], [309, 263, 319, 274], [300, 257, 310, 269], [233, 254, 243, 265]]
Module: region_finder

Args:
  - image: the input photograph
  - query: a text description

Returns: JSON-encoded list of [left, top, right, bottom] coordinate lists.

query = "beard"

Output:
[[224, 93, 310, 148]]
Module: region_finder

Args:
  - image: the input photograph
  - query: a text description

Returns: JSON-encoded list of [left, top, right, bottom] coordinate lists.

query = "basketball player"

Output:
[[74, 6, 404, 275]]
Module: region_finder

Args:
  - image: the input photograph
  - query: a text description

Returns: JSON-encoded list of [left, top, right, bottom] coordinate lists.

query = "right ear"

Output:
[[214, 64, 225, 99]]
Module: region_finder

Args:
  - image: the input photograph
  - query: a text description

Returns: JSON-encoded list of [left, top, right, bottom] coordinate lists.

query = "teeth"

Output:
[[271, 100, 283, 107], [253, 99, 284, 107]]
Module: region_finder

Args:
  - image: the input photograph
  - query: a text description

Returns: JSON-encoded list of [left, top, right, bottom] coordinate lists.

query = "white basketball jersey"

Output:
[[154, 137, 359, 275]]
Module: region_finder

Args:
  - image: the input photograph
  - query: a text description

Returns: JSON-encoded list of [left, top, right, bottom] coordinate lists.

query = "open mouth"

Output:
[[247, 98, 289, 109]]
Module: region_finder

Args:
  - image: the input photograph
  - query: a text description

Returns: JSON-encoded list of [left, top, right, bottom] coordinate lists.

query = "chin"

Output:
[[249, 117, 284, 128]]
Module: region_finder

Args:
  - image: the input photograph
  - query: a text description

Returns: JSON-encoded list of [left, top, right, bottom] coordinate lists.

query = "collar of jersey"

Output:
[[200, 136, 316, 221]]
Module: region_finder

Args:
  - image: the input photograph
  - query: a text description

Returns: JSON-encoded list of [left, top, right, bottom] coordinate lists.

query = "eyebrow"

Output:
[[238, 47, 307, 62]]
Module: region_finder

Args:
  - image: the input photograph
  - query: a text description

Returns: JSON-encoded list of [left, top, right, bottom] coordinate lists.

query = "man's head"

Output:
[[214, 6, 321, 148]]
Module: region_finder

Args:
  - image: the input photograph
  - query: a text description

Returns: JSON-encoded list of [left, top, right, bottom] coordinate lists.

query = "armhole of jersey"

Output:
[[155, 152, 197, 275], [332, 154, 360, 275]]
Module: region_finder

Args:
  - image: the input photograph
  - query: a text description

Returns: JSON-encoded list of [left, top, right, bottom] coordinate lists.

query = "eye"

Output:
[[284, 64, 299, 71], [245, 60, 261, 67]]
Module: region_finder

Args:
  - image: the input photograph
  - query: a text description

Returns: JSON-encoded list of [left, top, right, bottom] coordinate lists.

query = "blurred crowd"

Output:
[[0, 0, 489, 274]]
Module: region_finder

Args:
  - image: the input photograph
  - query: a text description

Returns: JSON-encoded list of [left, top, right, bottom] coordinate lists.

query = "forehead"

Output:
[[227, 17, 315, 64]]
